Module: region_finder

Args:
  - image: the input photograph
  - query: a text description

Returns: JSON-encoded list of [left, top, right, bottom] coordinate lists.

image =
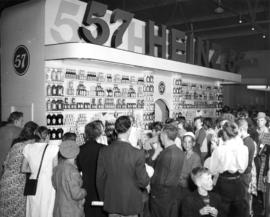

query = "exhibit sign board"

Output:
[[45, 0, 186, 62]]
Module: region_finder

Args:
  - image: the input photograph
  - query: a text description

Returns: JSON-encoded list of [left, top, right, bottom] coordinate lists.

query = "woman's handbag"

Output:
[[24, 144, 48, 196]]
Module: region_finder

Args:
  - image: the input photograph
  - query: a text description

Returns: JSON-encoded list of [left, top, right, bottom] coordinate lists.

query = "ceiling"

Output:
[[0, 0, 269, 52]]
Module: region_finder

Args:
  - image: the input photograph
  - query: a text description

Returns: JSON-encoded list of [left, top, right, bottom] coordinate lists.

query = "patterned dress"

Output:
[[0, 142, 28, 217]]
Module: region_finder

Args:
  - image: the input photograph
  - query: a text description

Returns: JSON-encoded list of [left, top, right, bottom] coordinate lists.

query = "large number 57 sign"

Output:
[[78, 1, 134, 48]]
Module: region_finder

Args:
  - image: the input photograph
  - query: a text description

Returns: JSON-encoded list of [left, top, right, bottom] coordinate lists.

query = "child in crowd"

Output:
[[182, 167, 222, 217], [52, 141, 87, 217]]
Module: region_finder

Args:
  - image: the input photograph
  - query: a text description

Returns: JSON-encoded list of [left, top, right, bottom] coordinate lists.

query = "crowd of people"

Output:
[[0, 107, 269, 217]]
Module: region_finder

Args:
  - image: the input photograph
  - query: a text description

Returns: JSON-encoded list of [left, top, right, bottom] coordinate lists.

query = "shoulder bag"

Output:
[[24, 144, 49, 196]]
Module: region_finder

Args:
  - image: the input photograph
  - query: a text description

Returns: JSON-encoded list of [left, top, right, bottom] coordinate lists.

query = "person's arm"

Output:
[[67, 168, 87, 201], [21, 157, 31, 173], [21, 145, 31, 173], [208, 148, 222, 175], [237, 143, 249, 173], [135, 150, 150, 188], [96, 148, 106, 201]]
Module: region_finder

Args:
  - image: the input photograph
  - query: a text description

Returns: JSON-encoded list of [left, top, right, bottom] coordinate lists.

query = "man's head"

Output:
[[160, 124, 178, 148], [176, 116, 186, 130], [256, 112, 267, 128], [7, 111, 23, 127], [183, 132, 195, 152], [151, 121, 163, 137], [194, 116, 203, 130], [191, 167, 213, 191], [115, 116, 132, 137], [236, 118, 248, 138]]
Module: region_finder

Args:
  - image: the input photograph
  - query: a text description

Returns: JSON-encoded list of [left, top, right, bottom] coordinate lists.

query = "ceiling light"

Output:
[[262, 34, 266, 39], [247, 85, 270, 91], [251, 26, 255, 31], [214, 0, 224, 14], [238, 19, 242, 24]]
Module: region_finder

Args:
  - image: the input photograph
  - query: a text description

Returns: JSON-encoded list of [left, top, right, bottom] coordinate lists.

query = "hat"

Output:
[[183, 132, 195, 139], [59, 141, 79, 159], [256, 112, 267, 120]]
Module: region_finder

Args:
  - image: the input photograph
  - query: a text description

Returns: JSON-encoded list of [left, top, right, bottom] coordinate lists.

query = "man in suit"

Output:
[[149, 124, 185, 217], [77, 120, 107, 217], [182, 167, 222, 217], [194, 116, 207, 160], [96, 116, 150, 217], [0, 111, 23, 176]]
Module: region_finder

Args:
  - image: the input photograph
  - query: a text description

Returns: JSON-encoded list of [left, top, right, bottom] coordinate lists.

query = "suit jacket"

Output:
[[96, 140, 150, 215], [77, 139, 106, 217], [182, 191, 223, 217], [0, 124, 21, 175], [52, 161, 87, 217]]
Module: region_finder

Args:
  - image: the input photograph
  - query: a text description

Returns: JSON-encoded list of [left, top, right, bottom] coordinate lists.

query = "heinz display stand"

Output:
[[1, 0, 241, 144]]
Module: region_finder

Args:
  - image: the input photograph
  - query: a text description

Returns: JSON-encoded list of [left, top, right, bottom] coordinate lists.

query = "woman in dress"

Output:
[[22, 126, 59, 217], [0, 121, 38, 217]]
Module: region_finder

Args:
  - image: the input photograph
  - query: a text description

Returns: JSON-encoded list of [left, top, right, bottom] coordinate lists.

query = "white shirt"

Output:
[[208, 136, 248, 175]]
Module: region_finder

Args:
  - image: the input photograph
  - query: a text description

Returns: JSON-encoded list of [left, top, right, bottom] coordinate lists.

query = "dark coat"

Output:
[[182, 191, 223, 217], [77, 139, 106, 217], [96, 140, 150, 215]]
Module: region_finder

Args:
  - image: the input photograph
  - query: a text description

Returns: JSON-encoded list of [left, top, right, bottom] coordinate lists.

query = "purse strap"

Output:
[[36, 144, 49, 180]]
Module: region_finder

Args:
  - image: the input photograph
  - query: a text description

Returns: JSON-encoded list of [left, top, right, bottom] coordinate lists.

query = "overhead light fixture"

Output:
[[251, 26, 255, 31], [214, 0, 224, 14], [262, 34, 266, 39], [247, 85, 270, 91]]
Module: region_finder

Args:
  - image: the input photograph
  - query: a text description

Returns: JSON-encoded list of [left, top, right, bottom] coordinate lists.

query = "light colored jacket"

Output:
[[52, 161, 87, 217]]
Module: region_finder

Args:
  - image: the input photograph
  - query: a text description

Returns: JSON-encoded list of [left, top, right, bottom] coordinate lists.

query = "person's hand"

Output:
[[209, 207, 218, 217], [199, 206, 211, 215]]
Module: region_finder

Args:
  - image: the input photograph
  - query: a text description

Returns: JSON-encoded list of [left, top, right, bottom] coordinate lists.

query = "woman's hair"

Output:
[[84, 121, 103, 141], [62, 132, 77, 141], [35, 126, 49, 142], [221, 121, 239, 141], [11, 121, 39, 146]]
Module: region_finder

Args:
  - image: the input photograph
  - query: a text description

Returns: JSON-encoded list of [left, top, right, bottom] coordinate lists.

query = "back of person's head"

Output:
[[115, 116, 131, 134], [7, 111, 23, 124], [191, 167, 211, 186], [176, 116, 186, 125], [203, 117, 214, 130], [12, 121, 38, 146], [236, 118, 248, 131], [35, 126, 49, 142], [84, 121, 103, 141], [221, 121, 239, 141], [62, 132, 77, 141], [150, 121, 163, 132], [162, 124, 178, 141], [165, 118, 178, 127]]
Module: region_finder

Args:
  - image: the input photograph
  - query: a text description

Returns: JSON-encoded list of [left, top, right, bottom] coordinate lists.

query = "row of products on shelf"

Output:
[[143, 112, 155, 121], [46, 98, 145, 111], [181, 102, 223, 109], [173, 79, 182, 86], [47, 85, 64, 96], [65, 68, 145, 84], [65, 82, 143, 98], [145, 75, 154, 83], [182, 82, 222, 92], [49, 128, 64, 140], [46, 68, 64, 82], [47, 114, 64, 126]]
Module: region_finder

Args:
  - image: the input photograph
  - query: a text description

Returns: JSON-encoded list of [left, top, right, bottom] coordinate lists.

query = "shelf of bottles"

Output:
[[180, 81, 223, 122], [172, 77, 183, 119], [143, 74, 155, 130], [46, 66, 148, 141]]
